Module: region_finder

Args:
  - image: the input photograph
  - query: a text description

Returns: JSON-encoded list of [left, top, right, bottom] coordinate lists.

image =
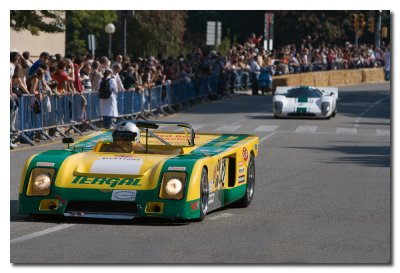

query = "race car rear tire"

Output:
[[196, 168, 209, 221], [236, 153, 255, 207]]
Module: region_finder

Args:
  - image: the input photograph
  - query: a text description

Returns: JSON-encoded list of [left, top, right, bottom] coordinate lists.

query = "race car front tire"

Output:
[[196, 168, 209, 221], [236, 153, 255, 207]]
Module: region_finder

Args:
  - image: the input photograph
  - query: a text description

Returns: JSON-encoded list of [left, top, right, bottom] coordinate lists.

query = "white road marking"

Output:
[[295, 125, 318, 133], [231, 107, 272, 126], [208, 213, 233, 220], [376, 129, 390, 136], [254, 125, 279, 132], [336, 127, 357, 134], [354, 95, 390, 128], [259, 132, 277, 144], [11, 224, 75, 244], [214, 125, 241, 132]]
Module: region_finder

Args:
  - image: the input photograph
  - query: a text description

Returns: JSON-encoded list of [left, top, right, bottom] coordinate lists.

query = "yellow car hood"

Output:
[[55, 152, 174, 190]]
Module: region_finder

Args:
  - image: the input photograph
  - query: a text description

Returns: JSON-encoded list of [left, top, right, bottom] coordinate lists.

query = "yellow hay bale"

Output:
[[272, 68, 385, 90]]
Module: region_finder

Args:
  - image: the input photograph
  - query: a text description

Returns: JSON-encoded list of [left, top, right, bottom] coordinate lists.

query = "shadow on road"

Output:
[[285, 145, 390, 168]]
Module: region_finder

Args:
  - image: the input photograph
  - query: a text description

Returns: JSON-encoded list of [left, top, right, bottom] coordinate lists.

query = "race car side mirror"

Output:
[[62, 137, 75, 149], [62, 137, 74, 144]]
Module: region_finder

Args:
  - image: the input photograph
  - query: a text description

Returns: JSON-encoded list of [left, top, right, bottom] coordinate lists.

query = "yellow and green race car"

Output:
[[18, 120, 259, 222]]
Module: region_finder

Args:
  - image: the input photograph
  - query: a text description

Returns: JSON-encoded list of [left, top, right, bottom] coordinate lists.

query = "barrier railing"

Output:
[[11, 75, 219, 145]]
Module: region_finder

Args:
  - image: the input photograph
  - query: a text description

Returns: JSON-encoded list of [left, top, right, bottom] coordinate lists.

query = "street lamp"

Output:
[[119, 10, 135, 57], [105, 23, 116, 59]]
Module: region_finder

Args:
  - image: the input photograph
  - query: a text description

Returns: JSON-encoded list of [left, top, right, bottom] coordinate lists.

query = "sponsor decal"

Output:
[[238, 175, 246, 184], [36, 162, 55, 167], [112, 190, 137, 201], [190, 201, 200, 210], [238, 161, 243, 167], [168, 166, 186, 171], [54, 194, 65, 206], [254, 144, 258, 151], [238, 167, 245, 174], [242, 147, 249, 161], [208, 193, 215, 204], [209, 181, 213, 192], [90, 157, 143, 175], [71, 176, 142, 188]]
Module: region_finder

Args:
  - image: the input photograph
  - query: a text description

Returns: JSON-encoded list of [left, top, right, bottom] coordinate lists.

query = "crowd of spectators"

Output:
[[10, 33, 391, 148]]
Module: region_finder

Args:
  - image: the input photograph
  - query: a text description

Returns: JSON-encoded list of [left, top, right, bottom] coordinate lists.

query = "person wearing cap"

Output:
[[28, 52, 50, 77]]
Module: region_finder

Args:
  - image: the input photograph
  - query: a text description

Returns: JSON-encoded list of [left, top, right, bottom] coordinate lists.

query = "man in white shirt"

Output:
[[112, 63, 125, 91], [250, 55, 260, 95]]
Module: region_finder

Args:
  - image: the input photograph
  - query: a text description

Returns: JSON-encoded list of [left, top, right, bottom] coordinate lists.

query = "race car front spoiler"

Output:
[[64, 211, 135, 220]]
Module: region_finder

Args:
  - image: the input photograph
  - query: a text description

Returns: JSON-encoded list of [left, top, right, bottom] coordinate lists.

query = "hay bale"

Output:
[[362, 68, 385, 82], [314, 72, 329, 86]]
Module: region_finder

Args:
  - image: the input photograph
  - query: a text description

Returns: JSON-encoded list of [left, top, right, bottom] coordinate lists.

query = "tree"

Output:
[[127, 11, 187, 59], [66, 11, 118, 57], [10, 10, 65, 35]]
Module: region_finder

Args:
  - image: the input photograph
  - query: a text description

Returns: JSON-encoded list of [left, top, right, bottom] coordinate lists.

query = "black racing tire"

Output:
[[196, 168, 209, 222], [331, 107, 337, 118], [237, 153, 255, 208]]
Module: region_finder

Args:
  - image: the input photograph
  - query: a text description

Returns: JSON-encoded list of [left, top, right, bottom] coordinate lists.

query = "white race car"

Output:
[[272, 86, 338, 119]]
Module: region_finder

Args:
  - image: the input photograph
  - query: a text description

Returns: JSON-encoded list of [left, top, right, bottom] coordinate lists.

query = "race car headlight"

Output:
[[34, 174, 52, 191], [27, 168, 55, 196], [165, 178, 183, 195], [159, 172, 186, 200], [274, 101, 283, 114], [321, 102, 331, 115]]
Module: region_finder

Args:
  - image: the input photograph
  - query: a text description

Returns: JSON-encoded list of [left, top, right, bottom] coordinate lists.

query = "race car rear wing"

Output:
[[275, 86, 338, 98]]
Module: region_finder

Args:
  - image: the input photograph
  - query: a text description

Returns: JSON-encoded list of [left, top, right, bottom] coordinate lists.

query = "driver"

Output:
[[112, 122, 145, 153]]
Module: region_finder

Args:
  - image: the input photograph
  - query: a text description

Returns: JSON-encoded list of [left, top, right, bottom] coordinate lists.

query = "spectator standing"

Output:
[[28, 52, 50, 77], [29, 68, 48, 141], [10, 51, 21, 148], [11, 64, 30, 134], [90, 61, 103, 92], [51, 60, 71, 94], [384, 46, 390, 81], [250, 55, 261, 95], [99, 69, 118, 129], [73, 57, 88, 123], [80, 62, 92, 92], [111, 63, 124, 91], [21, 51, 33, 78], [120, 63, 136, 90]]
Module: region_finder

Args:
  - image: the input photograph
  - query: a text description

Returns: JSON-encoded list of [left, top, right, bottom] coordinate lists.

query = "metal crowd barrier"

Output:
[[11, 75, 219, 145]]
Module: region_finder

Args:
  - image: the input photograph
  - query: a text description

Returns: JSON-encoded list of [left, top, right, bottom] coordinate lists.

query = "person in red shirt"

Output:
[[51, 60, 70, 94], [73, 56, 84, 93]]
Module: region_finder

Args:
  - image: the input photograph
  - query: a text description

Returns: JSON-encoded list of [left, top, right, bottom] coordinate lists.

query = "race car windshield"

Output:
[[286, 87, 322, 98]]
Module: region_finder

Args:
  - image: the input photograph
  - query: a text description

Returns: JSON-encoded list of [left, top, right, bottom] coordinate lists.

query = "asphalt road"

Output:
[[10, 82, 391, 263]]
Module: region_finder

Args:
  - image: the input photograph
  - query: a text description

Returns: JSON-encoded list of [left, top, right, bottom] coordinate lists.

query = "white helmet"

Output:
[[115, 122, 140, 142]]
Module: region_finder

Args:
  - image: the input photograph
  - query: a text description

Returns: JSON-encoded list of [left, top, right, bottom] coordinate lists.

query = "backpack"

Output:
[[98, 78, 112, 99]]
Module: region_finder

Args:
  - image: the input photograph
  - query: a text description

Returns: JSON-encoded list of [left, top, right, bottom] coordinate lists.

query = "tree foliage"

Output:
[[13, 10, 390, 58], [10, 10, 65, 35], [126, 11, 187, 59], [65, 11, 118, 56]]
